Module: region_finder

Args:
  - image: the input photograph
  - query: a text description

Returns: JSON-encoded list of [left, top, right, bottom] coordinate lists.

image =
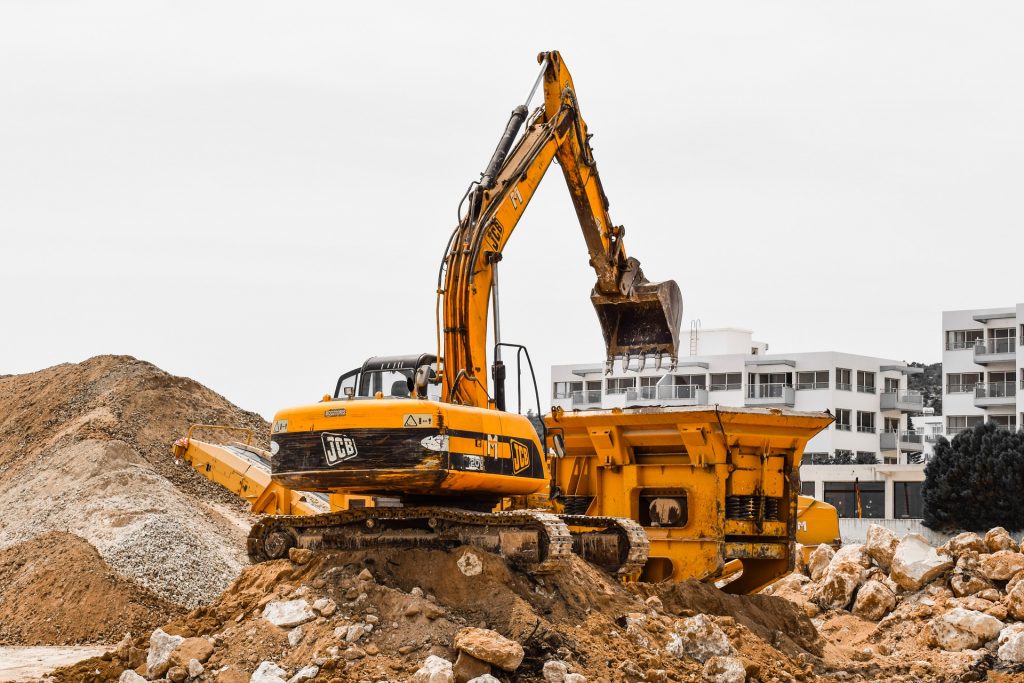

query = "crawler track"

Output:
[[559, 514, 650, 576]]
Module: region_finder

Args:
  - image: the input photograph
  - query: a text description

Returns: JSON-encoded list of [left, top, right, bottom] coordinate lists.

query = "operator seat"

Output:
[[390, 379, 410, 398]]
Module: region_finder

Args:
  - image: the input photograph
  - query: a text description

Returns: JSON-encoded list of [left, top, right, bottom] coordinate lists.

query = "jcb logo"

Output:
[[322, 432, 358, 466], [510, 439, 531, 474]]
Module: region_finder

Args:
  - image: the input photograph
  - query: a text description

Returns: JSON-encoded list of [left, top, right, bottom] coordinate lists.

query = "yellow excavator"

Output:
[[206, 51, 833, 590]]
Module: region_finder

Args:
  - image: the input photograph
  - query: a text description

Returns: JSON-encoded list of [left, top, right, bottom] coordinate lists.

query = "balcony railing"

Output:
[[880, 390, 924, 411], [795, 382, 829, 390], [946, 339, 983, 351], [975, 338, 1017, 363], [857, 425, 876, 434], [946, 384, 979, 394], [974, 381, 1017, 406], [880, 430, 924, 451], [745, 383, 795, 406], [857, 384, 877, 394], [571, 390, 602, 406], [658, 384, 705, 400], [708, 383, 742, 391], [835, 424, 852, 431], [836, 382, 852, 391]]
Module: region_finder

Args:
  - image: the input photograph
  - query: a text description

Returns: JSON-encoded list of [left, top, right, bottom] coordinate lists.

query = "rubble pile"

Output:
[[49, 546, 826, 683], [765, 524, 1024, 680], [0, 355, 268, 609]]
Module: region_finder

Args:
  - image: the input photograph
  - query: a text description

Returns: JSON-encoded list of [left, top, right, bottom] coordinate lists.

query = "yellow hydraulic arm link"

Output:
[[440, 51, 682, 409]]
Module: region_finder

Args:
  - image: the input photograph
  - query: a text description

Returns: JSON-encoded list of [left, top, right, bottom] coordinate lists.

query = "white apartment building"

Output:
[[942, 305, 1023, 435], [550, 328, 927, 533]]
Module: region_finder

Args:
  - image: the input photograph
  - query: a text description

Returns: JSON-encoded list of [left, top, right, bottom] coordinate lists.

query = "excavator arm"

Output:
[[441, 51, 682, 408]]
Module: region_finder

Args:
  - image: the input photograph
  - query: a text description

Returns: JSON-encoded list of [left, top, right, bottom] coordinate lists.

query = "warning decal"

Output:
[[403, 414, 434, 428]]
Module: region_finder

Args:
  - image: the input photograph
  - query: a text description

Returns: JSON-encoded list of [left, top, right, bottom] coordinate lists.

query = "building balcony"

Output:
[[974, 338, 1016, 364], [974, 381, 1017, 407], [745, 383, 795, 407], [624, 384, 709, 406], [880, 390, 924, 412], [880, 430, 924, 452], [654, 384, 708, 405], [571, 390, 602, 407]]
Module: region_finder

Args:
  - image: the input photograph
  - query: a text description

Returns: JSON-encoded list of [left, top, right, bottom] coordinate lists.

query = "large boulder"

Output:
[[998, 625, 1024, 664], [1007, 578, 1024, 620], [262, 600, 316, 628], [666, 614, 734, 663], [833, 544, 873, 569], [852, 580, 896, 621], [807, 544, 835, 581], [928, 608, 1004, 652], [890, 534, 953, 590], [980, 551, 1024, 581], [865, 525, 900, 571], [413, 656, 455, 683], [702, 656, 746, 683], [812, 559, 864, 610], [119, 672, 147, 683], [985, 527, 1018, 552], [946, 532, 988, 558], [452, 628, 524, 672], [950, 569, 992, 597], [146, 628, 185, 679]]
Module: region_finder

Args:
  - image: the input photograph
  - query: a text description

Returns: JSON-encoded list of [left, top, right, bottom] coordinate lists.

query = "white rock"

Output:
[[286, 665, 320, 683], [344, 624, 364, 642], [812, 559, 864, 610], [864, 525, 900, 571], [251, 661, 289, 683], [929, 608, 1004, 651], [466, 677, 502, 683], [457, 550, 484, 576], [563, 675, 587, 683], [852, 580, 896, 621], [118, 671, 147, 683], [946, 532, 988, 558], [702, 655, 746, 683], [1007, 577, 1024, 620], [263, 600, 316, 628], [833, 543, 872, 569], [187, 659, 204, 678], [998, 625, 1024, 664], [808, 544, 835, 581], [412, 655, 455, 683], [666, 614, 734, 663], [890, 534, 953, 590], [312, 598, 336, 617], [145, 628, 184, 679], [543, 660, 569, 682], [288, 625, 305, 648]]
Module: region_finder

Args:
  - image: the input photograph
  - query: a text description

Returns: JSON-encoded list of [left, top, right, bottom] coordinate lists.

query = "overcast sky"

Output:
[[2, 2, 1022, 418]]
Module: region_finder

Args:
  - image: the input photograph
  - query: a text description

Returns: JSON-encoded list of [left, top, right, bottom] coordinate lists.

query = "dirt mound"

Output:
[[51, 546, 824, 683], [0, 355, 269, 608], [0, 532, 183, 646]]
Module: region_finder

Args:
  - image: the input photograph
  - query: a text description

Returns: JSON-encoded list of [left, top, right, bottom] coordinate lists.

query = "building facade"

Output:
[[942, 305, 1022, 435], [550, 328, 927, 529]]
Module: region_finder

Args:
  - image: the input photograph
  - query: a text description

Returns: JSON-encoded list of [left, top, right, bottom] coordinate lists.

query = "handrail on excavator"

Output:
[[184, 424, 254, 446]]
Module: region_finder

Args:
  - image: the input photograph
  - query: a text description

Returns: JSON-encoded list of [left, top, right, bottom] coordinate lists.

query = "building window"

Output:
[[605, 377, 635, 395], [796, 371, 829, 390], [801, 481, 817, 497], [836, 368, 852, 391], [824, 481, 885, 519], [553, 381, 582, 399], [709, 373, 742, 391], [857, 411, 876, 433], [883, 455, 898, 464], [833, 449, 853, 464], [856, 371, 876, 394], [883, 417, 900, 433], [989, 327, 1017, 354], [801, 452, 830, 465], [947, 373, 982, 393], [894, 482, 923, 519], [835, 409, 852, 431], [946, 329, 984, 350], [947, 415, 984, 435], [989, 415, 1017, 431], [855, 451, 878, 464]]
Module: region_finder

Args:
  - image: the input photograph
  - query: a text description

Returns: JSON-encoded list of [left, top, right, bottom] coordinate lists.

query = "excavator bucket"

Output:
[[592, 277, 683, 366]]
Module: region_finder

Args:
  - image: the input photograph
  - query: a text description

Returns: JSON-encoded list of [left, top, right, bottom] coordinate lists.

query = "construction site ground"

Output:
[[3, 356, 1024, 682]]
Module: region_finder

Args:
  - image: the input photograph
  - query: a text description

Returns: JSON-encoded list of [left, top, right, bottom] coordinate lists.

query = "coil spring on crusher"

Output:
[[725, 495, 781, 521], [561, 496, 593, 515]]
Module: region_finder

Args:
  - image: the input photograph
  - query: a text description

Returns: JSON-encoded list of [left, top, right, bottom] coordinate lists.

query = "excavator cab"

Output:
[[334, 354, 440, 401]]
